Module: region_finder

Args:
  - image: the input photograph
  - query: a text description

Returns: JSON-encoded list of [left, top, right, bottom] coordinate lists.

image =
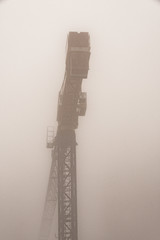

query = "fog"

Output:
[[0, 0, 160, 240]]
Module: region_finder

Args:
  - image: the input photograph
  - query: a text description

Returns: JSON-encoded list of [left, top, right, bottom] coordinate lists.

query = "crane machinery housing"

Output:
[[39, 32, 91, 240]]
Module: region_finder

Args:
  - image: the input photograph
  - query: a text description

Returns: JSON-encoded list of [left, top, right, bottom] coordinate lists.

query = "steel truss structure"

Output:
[[57, 130, 77, 240]]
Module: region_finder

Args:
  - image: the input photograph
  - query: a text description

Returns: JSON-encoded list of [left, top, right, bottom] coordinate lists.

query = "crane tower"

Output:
[[39, 32, 91, 240]]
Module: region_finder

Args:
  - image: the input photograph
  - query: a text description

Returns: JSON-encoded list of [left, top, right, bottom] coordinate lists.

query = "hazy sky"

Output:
[[0, 0, 160, 240]]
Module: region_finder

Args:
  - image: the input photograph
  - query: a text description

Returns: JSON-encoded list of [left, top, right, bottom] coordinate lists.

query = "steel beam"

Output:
[[57, 129, 77, 240]]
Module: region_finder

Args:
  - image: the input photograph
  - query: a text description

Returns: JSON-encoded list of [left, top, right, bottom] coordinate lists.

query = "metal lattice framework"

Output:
[[57, 130, 77, 240]]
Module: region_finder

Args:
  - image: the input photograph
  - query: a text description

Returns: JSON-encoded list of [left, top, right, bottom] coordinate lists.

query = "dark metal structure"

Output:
[[39, 32, 91, 240]]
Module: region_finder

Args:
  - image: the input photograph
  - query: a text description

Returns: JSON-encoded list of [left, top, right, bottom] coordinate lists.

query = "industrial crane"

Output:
[[39, 32, 91, 240]]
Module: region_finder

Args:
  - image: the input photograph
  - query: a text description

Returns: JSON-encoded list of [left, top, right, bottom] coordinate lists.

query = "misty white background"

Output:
[[0, 0, 160, 240]]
